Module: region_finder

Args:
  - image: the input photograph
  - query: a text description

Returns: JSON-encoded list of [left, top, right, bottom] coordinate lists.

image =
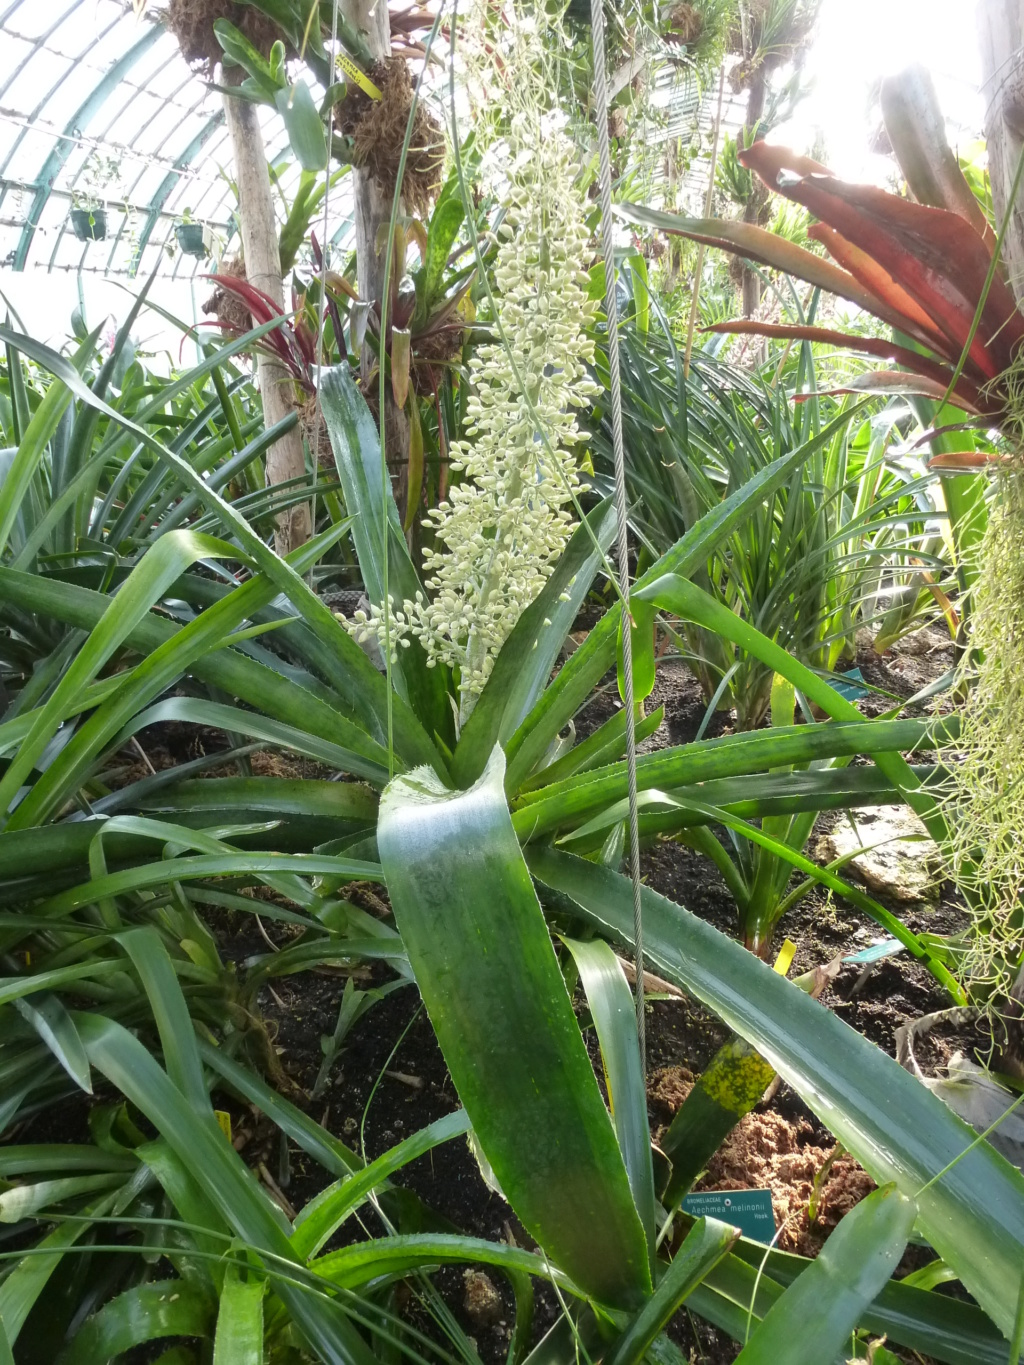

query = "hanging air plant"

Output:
[[69, 207, 107, 242], [942, 463, 1024, 1000], [334, 56, 445, 215], [174, 213, 213, 258]]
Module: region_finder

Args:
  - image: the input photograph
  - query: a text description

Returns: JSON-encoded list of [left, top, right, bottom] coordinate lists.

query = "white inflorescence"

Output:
[[348, 2, 599, 720]]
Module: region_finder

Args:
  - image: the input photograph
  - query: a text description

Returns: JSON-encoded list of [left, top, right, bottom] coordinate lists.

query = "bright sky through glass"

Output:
[[782, 0, 983, 180]]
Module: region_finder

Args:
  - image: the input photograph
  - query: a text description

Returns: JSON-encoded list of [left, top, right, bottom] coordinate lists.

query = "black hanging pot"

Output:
[[70, 207, 107, 242], [175, 222, 210, 258]]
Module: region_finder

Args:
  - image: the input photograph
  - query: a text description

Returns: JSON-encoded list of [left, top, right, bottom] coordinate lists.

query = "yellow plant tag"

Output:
[[336, 52, 381, 101], [772, 939, 797, 977], [215, 1110, 233, 1142]]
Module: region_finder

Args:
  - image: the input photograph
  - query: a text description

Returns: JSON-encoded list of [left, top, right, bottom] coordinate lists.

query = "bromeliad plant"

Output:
[[3, 303, 1006, 1359], [347, 0, 601, 719], [617, 77, 1023, 432], [209, 168, 480, 534], [3, 47, 1024, 1365]]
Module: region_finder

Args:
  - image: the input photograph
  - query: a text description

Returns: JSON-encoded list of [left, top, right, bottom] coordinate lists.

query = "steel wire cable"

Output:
[[589, 0, 647, 1074]]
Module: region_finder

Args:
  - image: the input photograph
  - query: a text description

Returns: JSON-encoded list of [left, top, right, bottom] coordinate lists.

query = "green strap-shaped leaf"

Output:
[[56, 1280, 214, 1365], [112, 697, 390, 788], [602, 1219, 739, 1365], [377, 747, 651, 1308], [0, 1172, 125, 1223], [0, 962, 121, 1007], [0, 1181, 134, 1344], [135, 1137, 229, 1291], [0, 530, 240, 822], [13, 994, 91, 1093], [32, 853, 381, 921], [554, 764, 929, 853], [660, 1037, 776, 1207], [320, 365, 449, 741], [635, 573, 949, 844], [0, 327, 448, 779], [291, 1111, 472, 1260], [0, 552, 434, 771], [198, 1040, 362, 1180], [0, 334, 95, 558], [527, 847, 1024, 1341], [119, 927, 208, 1111], [733, 1185, 916, 1364], [0, 1146, 136, 1177], [213, 1264, 264, 1365], [724, 1235, 1009, 1365], [617, 600, 657, 706], [75, 1013, 378, 1365], [503, 403, 867, 792], [135, 776, 377, 821], [276, 79, 327, 171], [518, 706, 665, 795], [563, 937, 656, 1261], [512, 716, 942, 842], [312, 1233, 577, 1292]]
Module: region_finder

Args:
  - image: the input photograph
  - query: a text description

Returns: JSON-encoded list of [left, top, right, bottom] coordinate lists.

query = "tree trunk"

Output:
[[345, 0, 392, 308], [223, 94, 311, 555], [340, 0, 411, 520], [740, 68, 768, 319], [978, 0, 1024, 306]]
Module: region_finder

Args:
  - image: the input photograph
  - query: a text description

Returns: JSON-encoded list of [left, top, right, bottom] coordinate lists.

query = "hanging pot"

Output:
[[175, 222, 211, 258], [70, 207, 106, 242]]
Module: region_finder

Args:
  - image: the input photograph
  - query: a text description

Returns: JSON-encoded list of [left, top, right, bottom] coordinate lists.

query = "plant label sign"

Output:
[[682, 1189, 775, 1242]]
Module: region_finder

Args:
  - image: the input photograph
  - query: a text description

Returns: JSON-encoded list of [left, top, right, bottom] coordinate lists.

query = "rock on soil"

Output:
[[817, 805, 942, 904], [463, 1271, 504, 1329]]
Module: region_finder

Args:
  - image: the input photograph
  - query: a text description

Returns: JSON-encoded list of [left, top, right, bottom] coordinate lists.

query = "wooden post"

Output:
[[223, 93, 311, 554], [342, 0, 391, 306], [340, 0, 411, 519], [740, 66, 768, 319], [978, 0, 1024, 305]]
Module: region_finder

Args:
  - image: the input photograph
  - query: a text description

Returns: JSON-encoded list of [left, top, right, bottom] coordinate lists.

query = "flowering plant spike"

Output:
[[350, 2, 599, 722]]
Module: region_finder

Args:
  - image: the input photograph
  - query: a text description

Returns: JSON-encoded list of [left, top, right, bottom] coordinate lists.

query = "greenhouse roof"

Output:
[[0, 1, 742, 290], [0, 0, 357, 281]]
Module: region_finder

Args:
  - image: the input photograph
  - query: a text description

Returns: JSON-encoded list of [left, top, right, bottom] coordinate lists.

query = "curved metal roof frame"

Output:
[[0, 0, 737, 288], [0, 0, 355, 280]]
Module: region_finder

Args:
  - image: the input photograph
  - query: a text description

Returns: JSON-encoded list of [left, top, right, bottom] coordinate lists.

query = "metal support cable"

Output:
[[589, 0, 646, 1075]]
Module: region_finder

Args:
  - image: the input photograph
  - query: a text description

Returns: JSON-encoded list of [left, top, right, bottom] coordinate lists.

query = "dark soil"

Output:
[[7, 622, 984, 1365]]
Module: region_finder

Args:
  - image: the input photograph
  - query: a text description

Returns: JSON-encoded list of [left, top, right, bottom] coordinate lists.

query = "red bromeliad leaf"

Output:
[[793, 369, 961, 403], [202, 273, 314, 389], [807, 223, 956, 360], [204, 274, 285, 327], [294, 323, 317, 370], [928, 449, 1006, 469], [740, 143, 1024, 378], [613, 203, 916, 333], [702, 320, 995, 415], [424, 276, 474, 330]]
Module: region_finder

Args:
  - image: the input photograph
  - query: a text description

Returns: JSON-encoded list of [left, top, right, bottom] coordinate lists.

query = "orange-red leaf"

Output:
[[614, 203, 916, 334], [703, 320, 992, 414], [740, 143, 1024, 378]]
